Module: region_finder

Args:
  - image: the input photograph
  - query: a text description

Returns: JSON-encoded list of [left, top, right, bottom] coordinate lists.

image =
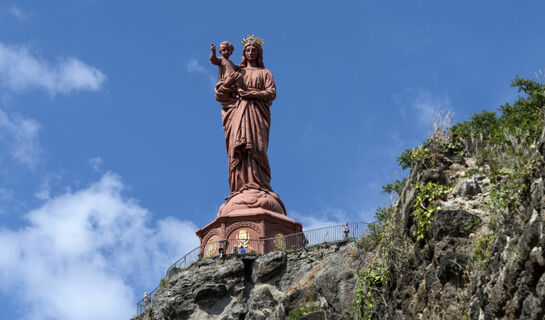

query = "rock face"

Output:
[[134, 127, 545, 320], [136, 242, 367, 320], [371, 130, 545, 320], [469, 176, 545, 320]]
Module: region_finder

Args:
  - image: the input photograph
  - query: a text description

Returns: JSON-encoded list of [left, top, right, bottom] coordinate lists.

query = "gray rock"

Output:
[[247, 309, 273, 320], [248, 285, 279, 310], [252, 251, 287, 283], [301, 311, 325, 320], [436, 252, 469, 285], [452, 178, 482, 197], [521, 294, 542, 320], [133, 139, 545, 320], [536, 273, 545, 299], [421, 169, 449, 185], [195, 283, 227, 302], [431, 209, 480, 239], [230, 301, 247, 317], [217, 259, 245, 278], [134, 241, 366, 320], [530, 178, 544, 210]]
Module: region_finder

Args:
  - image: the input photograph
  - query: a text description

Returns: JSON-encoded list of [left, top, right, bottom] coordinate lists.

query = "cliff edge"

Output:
[[135, 78, 545, 320], [135, 241, 369, 320]]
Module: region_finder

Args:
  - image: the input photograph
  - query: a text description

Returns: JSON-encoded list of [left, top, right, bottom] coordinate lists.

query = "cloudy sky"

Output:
[[0, 1, 544, 319]]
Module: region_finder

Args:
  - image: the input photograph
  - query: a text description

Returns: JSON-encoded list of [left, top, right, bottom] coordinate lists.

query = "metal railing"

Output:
[[136, 221, 371, 316], [136, 287, 157, 316], [166, 246, 201, 278]]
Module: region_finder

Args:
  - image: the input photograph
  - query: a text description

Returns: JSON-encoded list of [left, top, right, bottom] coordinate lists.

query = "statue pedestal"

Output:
[[196, 189, 302, 257]]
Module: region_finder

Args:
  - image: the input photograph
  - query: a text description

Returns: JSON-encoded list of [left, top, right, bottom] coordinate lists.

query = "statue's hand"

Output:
[[211, 44, 216, 52], [239, 90, 261, 99]]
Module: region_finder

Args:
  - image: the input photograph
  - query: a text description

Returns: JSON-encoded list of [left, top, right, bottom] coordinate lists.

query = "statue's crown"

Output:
[[241, 34, 264, 47]]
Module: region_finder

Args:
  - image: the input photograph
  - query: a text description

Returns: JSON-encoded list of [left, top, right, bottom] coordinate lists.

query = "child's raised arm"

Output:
[[209, 44, 221, 65]]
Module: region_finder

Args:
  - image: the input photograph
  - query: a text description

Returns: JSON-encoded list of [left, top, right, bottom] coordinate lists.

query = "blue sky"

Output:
[[0, 1, 544, 319]]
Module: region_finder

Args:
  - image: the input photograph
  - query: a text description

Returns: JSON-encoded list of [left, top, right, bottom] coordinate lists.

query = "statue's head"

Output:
[[219, 41, 234, 58], [240, 35, 264, 68]]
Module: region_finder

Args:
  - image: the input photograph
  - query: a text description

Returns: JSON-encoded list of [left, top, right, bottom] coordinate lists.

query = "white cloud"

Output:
[[358, 206, 378, 223], [0, 42, 106, 95], [0, 187, 15, 214], [0, 187, 14, 201], [289, 205, 379, 238], [10, 5, 28, 20], [288, 208, 377, 245], [89, 157, 103, 172], [290, 208, 348, 231], [34, 172, 63, 200], [0, 108, 41, 167], [0, 172, 199, 320], [187, 58, 216, 86], [407, 88, 451, 126]]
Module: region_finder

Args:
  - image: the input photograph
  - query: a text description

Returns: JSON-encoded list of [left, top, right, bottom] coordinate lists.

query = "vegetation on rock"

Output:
[[287, 304, 324, 320], [410, 181, 452, 242], [355, 77, 545, 320], [159, 277, 170, 288], [132, 78, 544, 320]]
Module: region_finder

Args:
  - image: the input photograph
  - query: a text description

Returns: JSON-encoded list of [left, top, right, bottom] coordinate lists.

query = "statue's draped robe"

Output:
[[215, 67, 276, 196]]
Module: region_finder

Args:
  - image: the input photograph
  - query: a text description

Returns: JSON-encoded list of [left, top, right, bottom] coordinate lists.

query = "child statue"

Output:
[[210, 41, 238, 82]]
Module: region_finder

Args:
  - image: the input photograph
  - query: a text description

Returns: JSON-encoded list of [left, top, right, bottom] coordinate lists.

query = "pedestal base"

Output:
[[196, 189, 302, 257]]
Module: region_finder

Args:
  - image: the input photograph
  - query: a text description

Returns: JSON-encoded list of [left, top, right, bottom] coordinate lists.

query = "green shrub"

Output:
[[354, 261, 389, 320], [381, 178, 407, 196], [499, 77, 544, 139], [356, 205, 395, 250], [364, 77, 543, 319], [480, 128, 542, 218], [473, 233, 496, 269], [159, 277, 169, 288], [353, 199, 407, 319], [287, 304, 323, 320], [411, 182, 452, 242], [450, 78, 544, 153], [397, 146, 429, 170]]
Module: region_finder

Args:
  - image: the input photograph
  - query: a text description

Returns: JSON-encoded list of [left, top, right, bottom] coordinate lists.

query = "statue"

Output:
[[213, 35, 282, 208], [209, 41, 238, 82], [196, 35, 301, 258]]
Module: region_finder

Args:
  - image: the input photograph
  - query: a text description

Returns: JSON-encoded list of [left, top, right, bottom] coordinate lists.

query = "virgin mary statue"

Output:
[[214, 36, 284, 213]]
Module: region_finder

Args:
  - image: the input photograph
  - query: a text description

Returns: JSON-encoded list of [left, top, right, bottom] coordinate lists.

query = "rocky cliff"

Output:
[[135, 80, 545, 320], [358, 116, 545, 319], [134, 130, 545, 320], [135, 242, 369, 320]]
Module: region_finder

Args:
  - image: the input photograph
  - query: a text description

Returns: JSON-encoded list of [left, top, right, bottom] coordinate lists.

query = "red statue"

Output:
[[197, 35, 301, 256], [209, 41, 237, 82], [215, 37, 275, 196]]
